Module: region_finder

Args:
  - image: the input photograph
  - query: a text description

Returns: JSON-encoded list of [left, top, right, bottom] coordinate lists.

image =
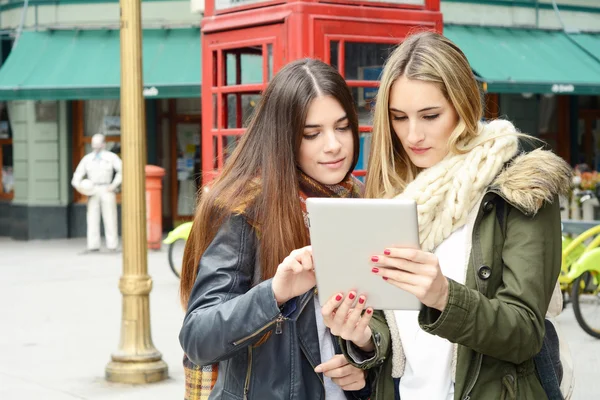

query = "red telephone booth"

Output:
[[201, 0, 442, 182]]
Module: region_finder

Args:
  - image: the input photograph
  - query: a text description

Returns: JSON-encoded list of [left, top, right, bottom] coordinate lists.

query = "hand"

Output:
[[371, 248, 449, 311], [106, 185, 115, 193], [321, 292, 374, 351], [315, 354, 366, 391], [272, 246, 316, 305]]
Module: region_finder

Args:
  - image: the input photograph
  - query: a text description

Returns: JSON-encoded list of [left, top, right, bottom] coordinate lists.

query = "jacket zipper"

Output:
[[238, 289, 320, 398], [233, 313, 285, 346], [243, 346, 252, 400], [461, 352, 483, 400]]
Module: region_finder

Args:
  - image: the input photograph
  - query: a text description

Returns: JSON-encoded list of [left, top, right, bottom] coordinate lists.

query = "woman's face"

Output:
[[389, 76, 459, 169], [297, 95, 354, 185]]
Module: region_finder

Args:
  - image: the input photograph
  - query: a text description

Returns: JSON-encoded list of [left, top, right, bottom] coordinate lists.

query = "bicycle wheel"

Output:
[[168, 239, 186, 279], [571, 271, 600, 339]]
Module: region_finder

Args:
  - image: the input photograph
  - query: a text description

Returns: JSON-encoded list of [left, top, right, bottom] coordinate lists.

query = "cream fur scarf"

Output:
[[383, 119, 520, 378]]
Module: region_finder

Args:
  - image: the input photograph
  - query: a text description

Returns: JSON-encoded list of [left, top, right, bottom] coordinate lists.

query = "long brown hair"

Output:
[[180, 59, 359, 307]]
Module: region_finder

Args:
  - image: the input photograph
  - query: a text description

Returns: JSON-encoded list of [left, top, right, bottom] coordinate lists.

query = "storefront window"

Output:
[[83, 99, 121, 156], [500, 93, 558, 151], [72, 100, 121, 203], [577, 96, 600, 169], [0, 102, 13, 199]]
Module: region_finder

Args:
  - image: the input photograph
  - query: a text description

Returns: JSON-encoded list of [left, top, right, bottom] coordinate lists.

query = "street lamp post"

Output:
[[105, 0, 168, 383]]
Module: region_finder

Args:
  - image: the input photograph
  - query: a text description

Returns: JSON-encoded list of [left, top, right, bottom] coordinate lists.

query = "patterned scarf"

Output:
[[183, 171, 363, 400], [298, 171, 364, 231]]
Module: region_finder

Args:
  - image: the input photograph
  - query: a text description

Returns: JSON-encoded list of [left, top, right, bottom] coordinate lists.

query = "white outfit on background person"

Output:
[[71, 134, 122, 251]]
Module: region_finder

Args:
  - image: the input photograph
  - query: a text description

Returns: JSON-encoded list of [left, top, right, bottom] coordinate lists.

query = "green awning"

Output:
[[444, 25, 600, 95], [0, 28, 201, 100], [569, 32, 600, 62]]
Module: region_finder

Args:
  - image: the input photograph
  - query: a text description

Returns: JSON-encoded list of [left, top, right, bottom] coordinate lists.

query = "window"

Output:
[[72, 100, 121, 202], [0, 102, 13, 200], [329, 39, 397, 178]]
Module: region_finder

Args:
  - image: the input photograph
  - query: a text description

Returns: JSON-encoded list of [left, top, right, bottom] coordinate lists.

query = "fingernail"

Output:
[[335, 294, 342, 301], [349, 292, 356, 300], [315, 367, 322, 373], [371, 267, 379, 273], [384, 249, 391, 256], [358, 297, 365, 304], [383, 277, 388, 281], [366, 309, 373, 314], [371, 256, 379, 262]]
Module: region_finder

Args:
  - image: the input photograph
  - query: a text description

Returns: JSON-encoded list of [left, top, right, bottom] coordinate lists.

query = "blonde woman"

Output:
[[320, 31, 572, 399]]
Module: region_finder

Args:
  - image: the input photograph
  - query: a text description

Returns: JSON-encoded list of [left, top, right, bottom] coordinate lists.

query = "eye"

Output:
[[336, 125, 350, 132], [303, 132, 319, 140], [391, 115, 407, 121], [423, 114, 439, 121]]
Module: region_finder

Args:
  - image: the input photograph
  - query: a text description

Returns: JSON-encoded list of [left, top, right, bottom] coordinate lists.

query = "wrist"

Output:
[[271, 281, 288, 306], [354, 328, 374, 352], [434, 278, 450, 312]]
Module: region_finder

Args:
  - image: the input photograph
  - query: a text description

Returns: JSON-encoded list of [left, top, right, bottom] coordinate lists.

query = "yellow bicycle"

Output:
[[562, 225, 600, 338]]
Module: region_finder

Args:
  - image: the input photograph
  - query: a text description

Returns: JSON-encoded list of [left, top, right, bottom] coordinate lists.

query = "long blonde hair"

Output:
[[366, 30, 483, 199]]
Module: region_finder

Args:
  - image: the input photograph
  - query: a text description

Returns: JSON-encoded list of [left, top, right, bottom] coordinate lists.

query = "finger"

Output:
[[332, 374, 363, 388], [372, 256, 420, 274], [382, 247, 435, 264], [314, 354, 347, 373], [300, 250, 313, 271], [340, 295, 366, 336], [332, 291, 356, 326], [340, 379, 366, 391], [373, 266, 421, 285], [291, 246, 312, 261], [289, 259, 304, 274], [321, 292, 344, 322], [354, 308, 374, 336], [323, 364, 355, 379]]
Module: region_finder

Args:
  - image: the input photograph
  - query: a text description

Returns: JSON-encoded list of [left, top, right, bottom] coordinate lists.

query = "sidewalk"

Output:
[[2, 237, 600, 399], [0, 238, 185, 400]]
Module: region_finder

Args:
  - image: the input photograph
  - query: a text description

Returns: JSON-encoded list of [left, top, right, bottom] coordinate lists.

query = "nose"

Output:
[[406, 120, 424, 145], [323, 129, 342, 153]]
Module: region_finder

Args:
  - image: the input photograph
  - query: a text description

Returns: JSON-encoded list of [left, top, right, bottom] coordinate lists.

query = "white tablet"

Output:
[[306, 198, 422, 310]]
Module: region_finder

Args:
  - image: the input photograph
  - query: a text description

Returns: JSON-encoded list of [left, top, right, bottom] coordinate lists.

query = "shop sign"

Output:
[[551, 84, 575, 93], [143, 87, 159, 97]]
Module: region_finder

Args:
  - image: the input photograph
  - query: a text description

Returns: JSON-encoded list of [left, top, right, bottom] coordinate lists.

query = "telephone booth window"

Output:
[[202, 23, 287, 181], [327, 37, 401, 178]]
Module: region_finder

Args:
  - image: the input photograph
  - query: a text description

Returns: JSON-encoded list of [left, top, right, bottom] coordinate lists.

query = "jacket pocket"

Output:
[[501, 374, 517, 400]]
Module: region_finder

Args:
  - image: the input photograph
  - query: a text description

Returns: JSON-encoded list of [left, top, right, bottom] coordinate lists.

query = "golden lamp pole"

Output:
[[105, 0, 168, 383]]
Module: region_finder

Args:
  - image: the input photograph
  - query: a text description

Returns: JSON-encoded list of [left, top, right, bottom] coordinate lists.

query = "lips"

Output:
[[410, 147, 430, 155], [320, 158, 346, 169]]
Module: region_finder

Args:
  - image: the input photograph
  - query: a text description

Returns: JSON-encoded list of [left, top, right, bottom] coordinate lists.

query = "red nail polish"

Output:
[[335, 294, 342, 301], [349, 292, 356, 300], [383, 277, 388, 281], [359, 297, 365, 304], [372, 267, 379, 273], [384, 249, 391, 256], [366, 309, 373, 314], [371, 256, 379, 262]]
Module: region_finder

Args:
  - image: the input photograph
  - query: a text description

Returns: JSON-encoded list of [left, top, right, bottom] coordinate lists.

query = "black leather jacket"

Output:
[[179, 214, 370, 400]]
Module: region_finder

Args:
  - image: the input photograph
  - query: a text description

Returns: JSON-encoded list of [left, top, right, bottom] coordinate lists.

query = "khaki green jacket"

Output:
[[342, 150, 571, 400]]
